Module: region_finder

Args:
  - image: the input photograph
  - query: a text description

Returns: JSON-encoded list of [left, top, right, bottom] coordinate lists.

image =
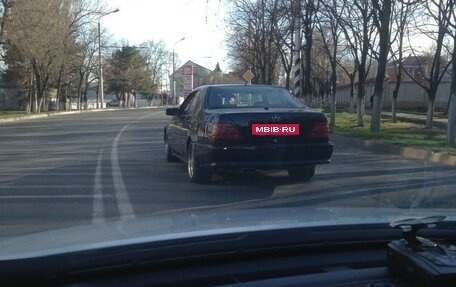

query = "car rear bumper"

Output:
[[194, 142, 333, 170]]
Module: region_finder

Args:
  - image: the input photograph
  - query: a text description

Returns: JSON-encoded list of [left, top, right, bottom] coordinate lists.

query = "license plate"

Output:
[[252, 123, 299, 136]]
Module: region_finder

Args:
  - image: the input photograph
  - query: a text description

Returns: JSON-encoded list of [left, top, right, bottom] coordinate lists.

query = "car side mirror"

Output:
[[166, 107, 179, 116]]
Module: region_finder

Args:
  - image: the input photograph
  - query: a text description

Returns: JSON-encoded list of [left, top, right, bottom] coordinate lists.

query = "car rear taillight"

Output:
[[307, 122, 329, 139], [207, 123, 243, 141]]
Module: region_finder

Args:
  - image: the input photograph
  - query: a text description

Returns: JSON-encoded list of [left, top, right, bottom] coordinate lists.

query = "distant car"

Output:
[[107, 98, 122, 107], [164, 84, 333, 183]]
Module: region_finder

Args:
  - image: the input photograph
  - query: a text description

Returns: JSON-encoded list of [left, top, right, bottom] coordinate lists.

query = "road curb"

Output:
[[331, 134, 456, 166], [0, 106, 165, 124]]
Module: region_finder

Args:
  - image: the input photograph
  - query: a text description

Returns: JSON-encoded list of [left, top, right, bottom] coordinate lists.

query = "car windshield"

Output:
[[206, 86, 305, 109], [1, 0, 456, 268]]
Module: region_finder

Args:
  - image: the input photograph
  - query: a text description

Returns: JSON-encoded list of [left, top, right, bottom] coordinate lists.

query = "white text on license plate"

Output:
[[252, 124, 299, 136]]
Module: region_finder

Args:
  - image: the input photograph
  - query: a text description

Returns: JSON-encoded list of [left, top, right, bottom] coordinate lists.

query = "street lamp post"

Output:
[[172, 37, 185, 106], [98, 9, 119, 109]]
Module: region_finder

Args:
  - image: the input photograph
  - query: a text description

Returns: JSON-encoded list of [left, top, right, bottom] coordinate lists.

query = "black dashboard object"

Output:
[[388, 215, 456, 286]]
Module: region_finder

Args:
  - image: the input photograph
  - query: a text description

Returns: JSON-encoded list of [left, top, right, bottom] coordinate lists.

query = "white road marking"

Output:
[[0, 195, 101, 199], [111, 124, 136, 221], [111, 111, 162, 221], [92, 148, 105, 224]]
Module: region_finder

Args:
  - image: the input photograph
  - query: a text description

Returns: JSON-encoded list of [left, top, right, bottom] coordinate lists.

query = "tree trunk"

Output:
[[370, 0, 391, 132], [392, 97, 397, 123], [391, 70, 402, 123], [26, 71, 34, 115], [38, 97, 44, 114], [83, 82, 90, 109], [330, 82, 336, 131], [303, 7, 313, 107], [33, 92, 38, 113], [448, 86, 456, 143], [56, 64, 64, 112], [26, 90, 31, 115], [43, 97, 48, 112], [349, 77, 355, 113], [448, 91, 456, 144], [447, 38, 456, 144], [357, 96, 364, 126], [77, 74, 84, 111], [426, 96, 435, 129], [371, 88, 383, 132], [349, 96, 355, 113], [357, 63, 366, 126], [68, 82, 73, 111], [77, 92, 80, 110]]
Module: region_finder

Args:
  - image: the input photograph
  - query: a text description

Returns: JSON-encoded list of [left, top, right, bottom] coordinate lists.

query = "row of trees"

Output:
[[225, 0, 456, 144], [104, 41, 172, 108], [0, 0, 172, 113]]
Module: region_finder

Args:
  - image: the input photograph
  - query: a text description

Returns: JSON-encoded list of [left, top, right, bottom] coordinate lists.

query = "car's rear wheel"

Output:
[[287, 166, 315, 181], [187, 143, 211, 184]]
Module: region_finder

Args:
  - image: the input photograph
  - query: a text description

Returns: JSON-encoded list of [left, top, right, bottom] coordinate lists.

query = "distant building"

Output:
[[335, 55, 452, 110], [386, 55, 451, 83], [169, 60, 212, 104], [169, 61, 245, 104]]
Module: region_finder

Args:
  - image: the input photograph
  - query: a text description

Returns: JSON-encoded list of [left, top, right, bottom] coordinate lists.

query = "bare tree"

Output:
[[448, 31, 456, 144], [226, 0, 282, 84], [0, 0, 12, 43], [5, 0, 70, 113], [315, 0, 347, 130], [301, 0, 319, 106], [55, 0, 104, 111], [271, 0, 294, 89], [388, 0, 419, 123], [404, 0, 454, 129], [447, 1, 456, 144], [338, 0, 377, 126], [141, 40, 172, 102], [3, 0, 104, 113], [370, 0, 392, 132], [72, 26, 98, 110]]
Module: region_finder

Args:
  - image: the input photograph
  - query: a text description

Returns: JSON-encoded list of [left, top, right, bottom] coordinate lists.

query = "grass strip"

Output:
[[330, 112, 456, 155]]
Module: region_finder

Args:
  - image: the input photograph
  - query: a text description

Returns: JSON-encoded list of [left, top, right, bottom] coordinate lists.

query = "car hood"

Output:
[[0, 206, 455, 260]]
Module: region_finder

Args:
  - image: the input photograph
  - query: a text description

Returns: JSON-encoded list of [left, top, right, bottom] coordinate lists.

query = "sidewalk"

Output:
[[332, 105, 449, 129], [380, 111, 448, 129]]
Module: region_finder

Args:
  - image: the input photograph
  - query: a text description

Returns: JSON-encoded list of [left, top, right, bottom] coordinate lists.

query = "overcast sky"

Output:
[[102, 0, 229, 72]]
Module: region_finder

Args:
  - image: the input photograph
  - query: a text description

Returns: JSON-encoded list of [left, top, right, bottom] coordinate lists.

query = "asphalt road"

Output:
[[1, 108, 456, 237]]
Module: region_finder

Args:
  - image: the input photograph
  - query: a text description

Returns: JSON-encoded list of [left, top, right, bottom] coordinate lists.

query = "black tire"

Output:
[[187, 143, 211, 184], [164, 136, 178, 162], [287, 166, 315, 181]]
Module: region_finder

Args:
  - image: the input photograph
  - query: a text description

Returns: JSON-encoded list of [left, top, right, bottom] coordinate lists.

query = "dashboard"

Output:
[[53, 245, 410, 287], [4, 220, 456, 287]]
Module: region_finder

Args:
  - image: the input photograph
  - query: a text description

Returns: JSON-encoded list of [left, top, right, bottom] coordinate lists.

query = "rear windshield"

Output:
[[206, 86, 306, 109]]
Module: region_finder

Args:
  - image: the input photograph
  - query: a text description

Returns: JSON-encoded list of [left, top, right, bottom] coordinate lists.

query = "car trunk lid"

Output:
[[210, 108, 329, 144]]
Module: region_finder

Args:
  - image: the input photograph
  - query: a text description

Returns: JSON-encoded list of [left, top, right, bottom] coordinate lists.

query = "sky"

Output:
[[101, 0, 229, 72]]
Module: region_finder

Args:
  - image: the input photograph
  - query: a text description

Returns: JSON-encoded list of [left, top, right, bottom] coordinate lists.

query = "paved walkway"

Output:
[[381, 111, 448, 129]]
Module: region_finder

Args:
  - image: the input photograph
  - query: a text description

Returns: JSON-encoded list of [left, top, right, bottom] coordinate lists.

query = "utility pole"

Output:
[[172, 37, 185, 105], [293, 0, 302, 100], [98, 9, 119, 109]]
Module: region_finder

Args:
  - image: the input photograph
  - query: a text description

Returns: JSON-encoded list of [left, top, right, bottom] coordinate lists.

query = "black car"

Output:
[[164, 84, 333, 183]]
